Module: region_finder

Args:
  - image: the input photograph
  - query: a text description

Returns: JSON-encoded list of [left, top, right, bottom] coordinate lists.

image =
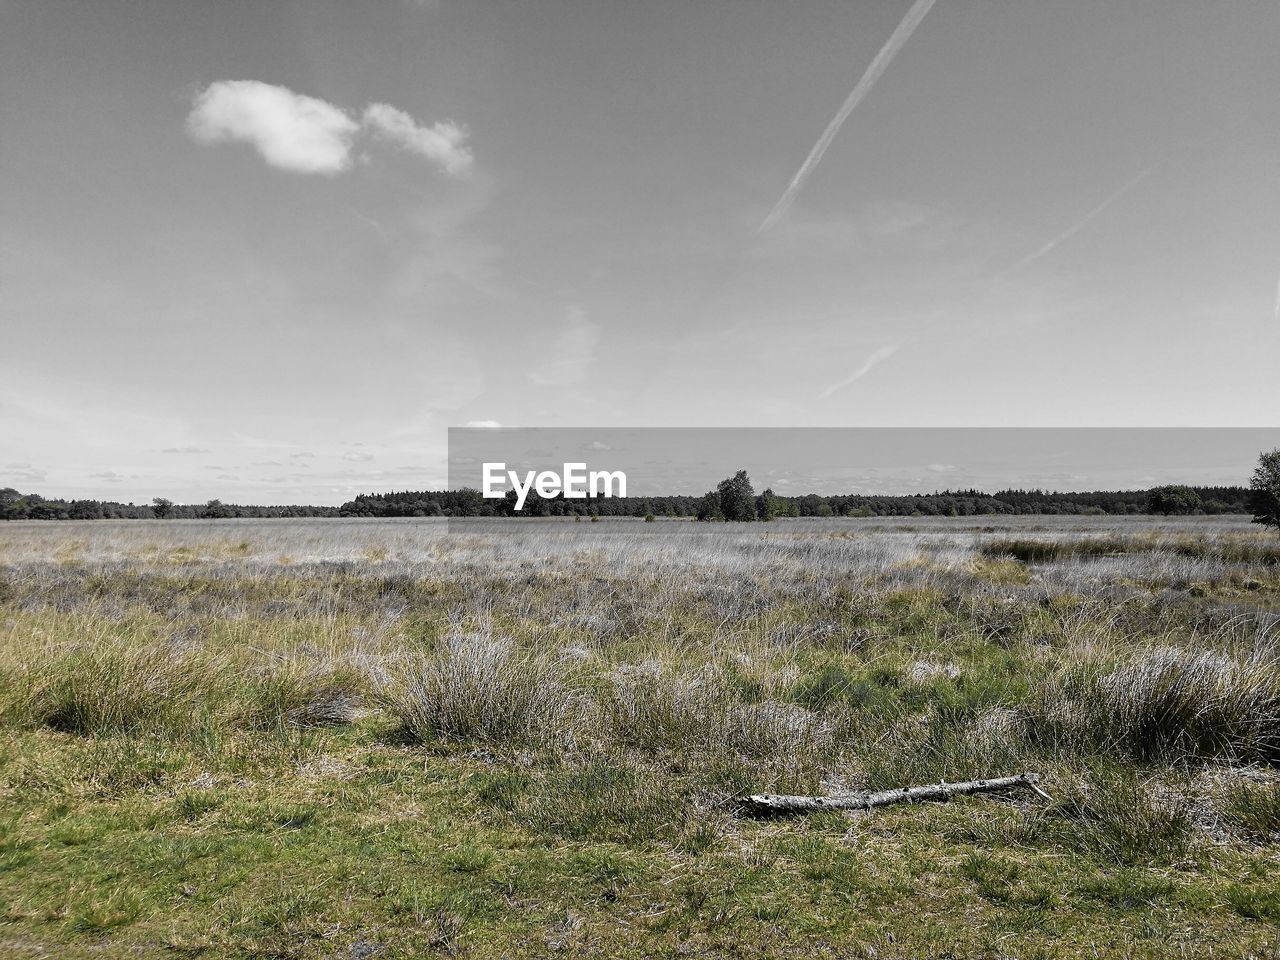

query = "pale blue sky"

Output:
[[2, 0, 1278, 503]]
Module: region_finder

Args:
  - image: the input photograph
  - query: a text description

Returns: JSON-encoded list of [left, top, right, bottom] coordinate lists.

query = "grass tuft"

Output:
[[385, 634, 587, 747], [1031, 646, 1280, 763], [0, 641, 215, 737]]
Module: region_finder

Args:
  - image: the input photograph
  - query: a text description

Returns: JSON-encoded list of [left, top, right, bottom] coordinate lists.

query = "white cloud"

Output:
[[187, 80, 359, 174], [162, 446, 212, 454], [464, 420, 502, 429], [363, 103, 473, 176], [187, 81, 473, 177], [342, 451, 374, 462]]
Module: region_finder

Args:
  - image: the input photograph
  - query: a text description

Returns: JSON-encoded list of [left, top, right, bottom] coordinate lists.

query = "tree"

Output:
[[202, 498, 232, 519], [152, 497, 173, 519], [695, 491, 724, 522], [1249, 449, 1280, 534], [716, 470, 756, 522], [756, 488, 783, 521], [1146, 485, 1201, 516], [0, 488, 24, 521]]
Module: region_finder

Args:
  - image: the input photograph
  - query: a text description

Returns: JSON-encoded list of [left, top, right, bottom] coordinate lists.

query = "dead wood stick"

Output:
[[744, 772, 1048, 815]]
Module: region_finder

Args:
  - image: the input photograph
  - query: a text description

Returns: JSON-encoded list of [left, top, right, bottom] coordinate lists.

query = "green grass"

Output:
[[0, 516, 1277, 957]]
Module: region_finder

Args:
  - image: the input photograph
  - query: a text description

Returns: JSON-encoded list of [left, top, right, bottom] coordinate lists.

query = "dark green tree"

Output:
[[1249, 450, 1280, 534], [0, 488, 24, 521], [756, 487, 782, 521], [201, 498, 232, 519], [716, 470, 756, 522], [696, 490, 724, 521], [1146, 485, 1201, 516], [152, 497, 173, 519]]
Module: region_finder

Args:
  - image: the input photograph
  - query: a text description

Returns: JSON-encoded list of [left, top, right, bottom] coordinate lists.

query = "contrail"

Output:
[[998, 162, 1161, 277], [756, 0, 940, 235], [819, 343, 901, 398]]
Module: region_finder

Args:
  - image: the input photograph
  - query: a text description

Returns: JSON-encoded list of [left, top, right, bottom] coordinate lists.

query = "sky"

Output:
[[2, 0, 1279, 504], [450, 429, 1280, 497]]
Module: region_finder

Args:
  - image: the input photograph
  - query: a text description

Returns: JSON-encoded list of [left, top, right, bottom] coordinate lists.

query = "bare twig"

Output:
[[743, 772, 1049, 816]]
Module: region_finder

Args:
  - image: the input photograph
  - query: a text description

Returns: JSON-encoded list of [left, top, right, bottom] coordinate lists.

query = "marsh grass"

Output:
[[1016, 763, 1196, 866], [0, 639, 219, 737], [1031, 645, 1280, 763], [0, 515, 1277, 957], [385, 633, 590, 747], [516, 757, 691, 842], [1222, 779, 1280, 837]]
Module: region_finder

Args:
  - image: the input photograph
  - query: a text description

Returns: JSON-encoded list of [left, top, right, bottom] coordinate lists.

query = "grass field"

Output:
[[0, 516, 1278, 958]]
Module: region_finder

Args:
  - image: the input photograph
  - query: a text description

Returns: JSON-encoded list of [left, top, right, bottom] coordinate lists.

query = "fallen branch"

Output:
[[743, 772, 1050, 816]]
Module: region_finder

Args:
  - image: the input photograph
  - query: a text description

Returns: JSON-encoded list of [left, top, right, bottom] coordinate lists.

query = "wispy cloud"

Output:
[[4, 463, 47, 484], [187, 81, 472, 177], [363, 103, 472, 176], [998, 162, 1161, 276], [464, 420, 503, 429], [161, 446, 212, 454], [757, 0, 940, 234], [819, 343, 901, 397]]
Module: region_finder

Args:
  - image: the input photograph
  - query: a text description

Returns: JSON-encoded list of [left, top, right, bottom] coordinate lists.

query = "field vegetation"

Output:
[[0, 516, 1278, 958]]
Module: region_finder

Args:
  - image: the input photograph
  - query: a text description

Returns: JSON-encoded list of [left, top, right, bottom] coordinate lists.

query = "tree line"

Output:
[[337, 479, 1252, 519], [0, 473, 1268, 523], [0, 490, 339, 521]]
